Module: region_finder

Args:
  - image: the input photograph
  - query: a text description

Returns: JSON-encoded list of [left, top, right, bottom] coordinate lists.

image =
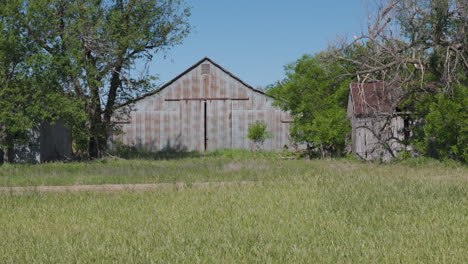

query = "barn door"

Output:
[[205, 100, 232, 151], [179, 100, 204, 151]]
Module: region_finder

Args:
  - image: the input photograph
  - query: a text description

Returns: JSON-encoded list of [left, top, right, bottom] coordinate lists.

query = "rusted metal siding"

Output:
[[112, 58, 294, 152]]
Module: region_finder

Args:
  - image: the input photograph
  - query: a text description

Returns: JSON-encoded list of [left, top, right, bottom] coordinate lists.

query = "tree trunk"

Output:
[[88, 117, 102, 159], [88, 111, 107, 159], [6, 134, 15, 163], [0, 127, 4, 165], [102, 65, 123, 146], [0, 148, 4, 166], [88, 84, 105, 159], [104, 65, 122, 124]]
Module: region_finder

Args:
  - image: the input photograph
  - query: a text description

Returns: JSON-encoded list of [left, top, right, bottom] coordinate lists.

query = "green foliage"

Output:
[[0, 0, 191, 158], [306, 107, 350, 151], [268, 53, 351, 155], [0, 4, 86, 150], [338, 0, 467, 162], [247, 120, 272, 150], [412, 84, 468, 162]]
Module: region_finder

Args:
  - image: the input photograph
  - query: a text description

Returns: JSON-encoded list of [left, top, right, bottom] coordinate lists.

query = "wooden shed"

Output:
[[347, 82, 405, 161], [1, 120, 72, 164], [111, 57, 294, 152]]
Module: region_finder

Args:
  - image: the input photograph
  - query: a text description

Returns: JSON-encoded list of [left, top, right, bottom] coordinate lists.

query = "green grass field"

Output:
[[0, 152, 467, 263]]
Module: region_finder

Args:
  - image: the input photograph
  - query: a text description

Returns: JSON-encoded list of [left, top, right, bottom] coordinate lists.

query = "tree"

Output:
[[3, 0, 191, 158], [0, 4, 29, 163], [335, 0, 468, 161], [337, 0, 467, 89], [247, 120, 272, 151], [267, 53, 352, 156], [412, 84, 468, 161], [0, 2, 85, 165]]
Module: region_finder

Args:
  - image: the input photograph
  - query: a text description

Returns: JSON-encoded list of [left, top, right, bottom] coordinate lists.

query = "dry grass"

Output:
[[0, 153, 467, 263]]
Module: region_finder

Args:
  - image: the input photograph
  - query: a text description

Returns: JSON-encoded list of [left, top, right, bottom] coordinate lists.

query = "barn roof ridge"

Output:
[[117, 57, 266, 108]]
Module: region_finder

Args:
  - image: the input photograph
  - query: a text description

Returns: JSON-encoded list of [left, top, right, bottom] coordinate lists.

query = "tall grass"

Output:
[[0, 155, 467, 262], [1, 178, 466, 263], [0, 150, 466, 187]]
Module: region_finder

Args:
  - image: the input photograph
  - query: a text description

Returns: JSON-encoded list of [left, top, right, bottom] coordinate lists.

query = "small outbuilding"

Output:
[[1, 121, 72, 164], [112, 57, 295, 152], [347, 82, 406, 161]]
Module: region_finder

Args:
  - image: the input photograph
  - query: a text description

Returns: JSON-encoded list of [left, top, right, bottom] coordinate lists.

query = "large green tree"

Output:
[[1, 2, 85, 165], [267, 53, 352, 156], [2, 0, 191, 158]]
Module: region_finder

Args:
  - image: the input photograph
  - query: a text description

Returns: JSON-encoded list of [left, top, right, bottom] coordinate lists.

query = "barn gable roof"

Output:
[[118, 57, 266, 107], [348, 82, 399, 117]]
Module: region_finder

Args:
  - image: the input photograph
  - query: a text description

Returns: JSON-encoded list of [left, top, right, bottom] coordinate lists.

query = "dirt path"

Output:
[[0, 181, 255, 194]]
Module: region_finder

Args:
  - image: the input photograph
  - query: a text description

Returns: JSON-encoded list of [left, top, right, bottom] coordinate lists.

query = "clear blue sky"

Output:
[[146, 0, 368, 89]]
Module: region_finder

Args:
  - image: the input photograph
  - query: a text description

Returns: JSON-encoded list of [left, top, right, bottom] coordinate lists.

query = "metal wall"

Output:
[[40, 120, 73, 162], [7, 121, 72, 164], [113, 59, 294, 151]]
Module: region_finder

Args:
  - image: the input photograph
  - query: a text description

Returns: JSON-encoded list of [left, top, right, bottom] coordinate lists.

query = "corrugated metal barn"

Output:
[[112, 57, 294, 152], [347, 82, 405, 161]]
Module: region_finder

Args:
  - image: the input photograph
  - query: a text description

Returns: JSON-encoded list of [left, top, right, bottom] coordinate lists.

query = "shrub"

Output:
[[412, 85, 468, 163], [247, 120, 272, 151]]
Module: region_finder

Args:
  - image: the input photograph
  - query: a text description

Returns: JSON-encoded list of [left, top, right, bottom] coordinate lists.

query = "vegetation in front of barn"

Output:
[[0, 150, 290, 187], [0, 150, 466, 187]]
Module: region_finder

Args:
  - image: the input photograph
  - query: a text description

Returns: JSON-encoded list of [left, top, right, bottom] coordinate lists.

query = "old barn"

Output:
[[347, 82, 406, 161], [111, 57, 294, 152]]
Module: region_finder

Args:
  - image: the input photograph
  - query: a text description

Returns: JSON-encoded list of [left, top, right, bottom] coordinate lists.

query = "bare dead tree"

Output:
[[336, 0, 467, 97]]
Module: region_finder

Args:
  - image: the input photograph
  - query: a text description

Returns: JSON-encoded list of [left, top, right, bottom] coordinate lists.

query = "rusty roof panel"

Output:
[[349, 82, 398, 116]]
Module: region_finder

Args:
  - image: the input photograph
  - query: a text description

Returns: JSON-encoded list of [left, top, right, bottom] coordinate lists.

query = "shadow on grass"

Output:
[[113, 149, 205, 160], [109, 145, 281, 161]]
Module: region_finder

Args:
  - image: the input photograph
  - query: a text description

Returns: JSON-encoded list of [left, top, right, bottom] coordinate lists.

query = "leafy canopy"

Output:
[[0, 3, 85, 150], [267, 53, 352, 155], [1, 0, 191, 157], [412, 84, 468, 162]]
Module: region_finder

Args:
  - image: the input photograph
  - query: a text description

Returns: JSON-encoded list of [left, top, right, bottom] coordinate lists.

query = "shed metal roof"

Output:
[[349, 82, 399, 116]]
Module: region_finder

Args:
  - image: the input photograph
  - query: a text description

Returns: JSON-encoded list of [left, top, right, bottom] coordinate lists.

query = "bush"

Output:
[[413, 85, 468, 162], [247, 120, 272, 151], [267, 53, 352, 157]]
